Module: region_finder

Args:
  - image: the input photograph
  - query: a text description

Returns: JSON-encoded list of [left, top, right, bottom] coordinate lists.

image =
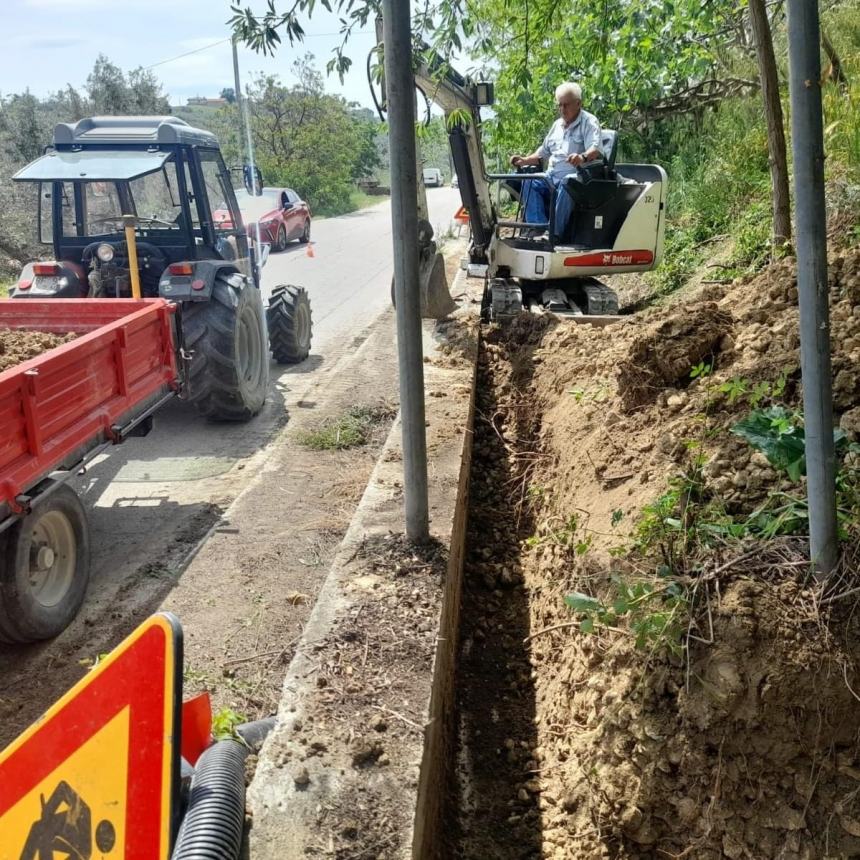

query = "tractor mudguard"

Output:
[[11, 261, 87, 299], [158, 260, 247, 302]]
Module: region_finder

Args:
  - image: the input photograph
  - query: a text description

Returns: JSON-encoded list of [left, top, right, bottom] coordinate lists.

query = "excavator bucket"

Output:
[[418, 250, 457, 319]]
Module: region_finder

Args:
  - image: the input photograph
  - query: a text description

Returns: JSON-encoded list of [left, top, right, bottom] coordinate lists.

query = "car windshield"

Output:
[[68, 162, 184, 237], [233, 190, 281, 222]]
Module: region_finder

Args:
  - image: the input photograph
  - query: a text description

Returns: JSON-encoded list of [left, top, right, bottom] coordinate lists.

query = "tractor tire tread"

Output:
[[182, 274, 269, 421], [267, 285, 312, 365]]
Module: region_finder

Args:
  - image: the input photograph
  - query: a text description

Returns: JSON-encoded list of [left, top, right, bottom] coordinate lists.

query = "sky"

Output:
[[0, 0, 381, 108]]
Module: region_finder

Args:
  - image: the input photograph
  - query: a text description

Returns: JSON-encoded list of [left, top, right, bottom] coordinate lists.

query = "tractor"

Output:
[[11, 115, 312, 421]]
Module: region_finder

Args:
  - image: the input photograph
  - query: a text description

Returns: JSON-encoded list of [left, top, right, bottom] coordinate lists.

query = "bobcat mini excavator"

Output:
[[387, 44, 668, 321]]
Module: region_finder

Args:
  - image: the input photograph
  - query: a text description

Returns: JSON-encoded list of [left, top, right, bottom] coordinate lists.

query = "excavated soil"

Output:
[[0, 328, 75, 372], [450, 246, 860, 859]]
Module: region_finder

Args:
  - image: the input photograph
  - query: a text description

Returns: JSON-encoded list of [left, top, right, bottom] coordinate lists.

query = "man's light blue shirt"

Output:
[[538, 110, 602, 181]]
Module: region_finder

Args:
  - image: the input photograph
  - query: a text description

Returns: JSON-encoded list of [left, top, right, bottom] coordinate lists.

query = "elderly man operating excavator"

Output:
[[510, 82, 603, 243]]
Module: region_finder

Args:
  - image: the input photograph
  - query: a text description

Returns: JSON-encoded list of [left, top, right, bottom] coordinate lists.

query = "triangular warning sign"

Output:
[[0, 614, 182, 860]]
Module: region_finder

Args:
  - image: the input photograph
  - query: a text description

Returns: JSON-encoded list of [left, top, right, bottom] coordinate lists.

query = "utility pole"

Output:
[[382, 0, 430, 541], [231, 36, 264, 280], [231, 37, 260, 198], [786, 0, 837, 575]]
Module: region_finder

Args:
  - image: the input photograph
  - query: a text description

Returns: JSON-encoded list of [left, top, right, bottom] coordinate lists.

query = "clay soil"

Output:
[[0, 328, 75, 371], [449, 244, 860, 859]]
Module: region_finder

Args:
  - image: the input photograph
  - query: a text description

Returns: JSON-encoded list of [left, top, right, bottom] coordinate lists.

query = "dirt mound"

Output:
[[528, 558, 860, 858], [0, 328, 76, 372], [617, 304, 733, 411], [451, 244, 860, 858]]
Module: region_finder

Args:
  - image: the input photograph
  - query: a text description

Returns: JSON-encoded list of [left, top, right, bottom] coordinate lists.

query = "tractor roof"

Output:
[[52, 116, 219, 148]]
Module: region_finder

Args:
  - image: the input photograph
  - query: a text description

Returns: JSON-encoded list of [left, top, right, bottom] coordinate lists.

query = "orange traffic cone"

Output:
[[306, 243, 315, 258]]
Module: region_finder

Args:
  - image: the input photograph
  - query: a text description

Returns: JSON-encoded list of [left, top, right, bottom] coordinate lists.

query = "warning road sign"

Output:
[[0, 613, 182, 860]]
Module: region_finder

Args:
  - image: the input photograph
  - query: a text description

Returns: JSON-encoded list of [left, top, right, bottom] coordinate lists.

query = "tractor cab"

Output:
[[11, 116, 263, 300]]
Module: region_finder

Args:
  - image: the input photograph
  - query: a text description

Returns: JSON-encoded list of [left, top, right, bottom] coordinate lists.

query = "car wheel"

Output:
[[276, 225, 287, 252], [299, 220, 311, 244]]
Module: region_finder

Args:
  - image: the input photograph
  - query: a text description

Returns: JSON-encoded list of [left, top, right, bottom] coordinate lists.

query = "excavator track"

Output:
[[580, 278, 619, 316]]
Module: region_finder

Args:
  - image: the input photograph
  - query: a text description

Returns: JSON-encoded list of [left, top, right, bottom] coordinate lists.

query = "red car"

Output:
[[228, 186, 312, 251]]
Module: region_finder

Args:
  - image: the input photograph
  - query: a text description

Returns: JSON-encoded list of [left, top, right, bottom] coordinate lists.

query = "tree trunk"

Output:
[[748, 0, 791, 245], [822, 30, 849, 88]]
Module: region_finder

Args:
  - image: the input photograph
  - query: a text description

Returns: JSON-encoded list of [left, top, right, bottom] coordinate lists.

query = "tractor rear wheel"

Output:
[[0, 484, 90, 643], [183, 274, 269, 421], [267, 285, 312, 364]]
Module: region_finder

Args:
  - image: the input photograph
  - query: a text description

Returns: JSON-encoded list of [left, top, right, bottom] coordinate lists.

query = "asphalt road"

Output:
[[260, 186, 463, 347], [0, 187, 463, 722], [84, 184, 463, 586]]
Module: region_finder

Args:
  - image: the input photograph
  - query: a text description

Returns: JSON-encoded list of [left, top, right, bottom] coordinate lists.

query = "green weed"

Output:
[[297, 404, 396, 451], [565, 574, 686, 655], [211, 707, 246, 742]]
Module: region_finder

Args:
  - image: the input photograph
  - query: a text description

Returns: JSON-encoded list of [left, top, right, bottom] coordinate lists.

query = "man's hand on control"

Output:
[[510, 155, 526, 167], [566, 153, 586, 166]]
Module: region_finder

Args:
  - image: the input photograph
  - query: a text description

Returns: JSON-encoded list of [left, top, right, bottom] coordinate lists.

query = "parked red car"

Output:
[[222, 187, 312, 252]]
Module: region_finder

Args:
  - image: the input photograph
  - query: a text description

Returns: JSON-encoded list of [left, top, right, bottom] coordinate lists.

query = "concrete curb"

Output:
[[247, 266, 481, 858]]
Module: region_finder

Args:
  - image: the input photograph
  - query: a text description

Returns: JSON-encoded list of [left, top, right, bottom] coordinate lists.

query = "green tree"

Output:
[[85, 55, 168, 115], [243, 55, 381, 214], [86, 55, 132, 114], [127, 68, 170, 114], [0, 92, 47, 163]]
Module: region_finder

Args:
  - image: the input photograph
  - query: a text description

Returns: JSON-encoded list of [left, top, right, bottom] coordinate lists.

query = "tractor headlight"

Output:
[[96, 243, 115, 263]]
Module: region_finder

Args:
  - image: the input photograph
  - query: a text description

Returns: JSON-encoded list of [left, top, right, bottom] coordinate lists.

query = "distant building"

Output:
[[186, 97, 228, 108]]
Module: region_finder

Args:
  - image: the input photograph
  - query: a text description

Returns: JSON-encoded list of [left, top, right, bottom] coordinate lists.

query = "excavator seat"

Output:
[[558, 129, 646, 247]]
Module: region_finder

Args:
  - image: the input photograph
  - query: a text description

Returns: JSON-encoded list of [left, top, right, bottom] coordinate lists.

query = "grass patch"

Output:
[[350, 189, 388, 210], [297, 404, 396, 451], [313, 189, 387, 222]]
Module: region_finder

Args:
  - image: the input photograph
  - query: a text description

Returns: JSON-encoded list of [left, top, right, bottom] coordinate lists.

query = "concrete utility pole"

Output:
[[786, 0, 838, 575], [232, 36, 264, 280], [382, 0, 430, 541], [232, 37, 260, 196]]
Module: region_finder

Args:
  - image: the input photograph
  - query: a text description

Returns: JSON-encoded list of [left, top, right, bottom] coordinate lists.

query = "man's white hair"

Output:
[[555, 82, 582, 103]]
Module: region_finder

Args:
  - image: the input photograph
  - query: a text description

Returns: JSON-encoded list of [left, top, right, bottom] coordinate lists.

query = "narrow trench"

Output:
[[445, 322, 548, 860]]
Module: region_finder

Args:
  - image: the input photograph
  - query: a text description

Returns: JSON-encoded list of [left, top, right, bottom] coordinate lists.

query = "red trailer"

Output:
[[0, 298, 180, 643]]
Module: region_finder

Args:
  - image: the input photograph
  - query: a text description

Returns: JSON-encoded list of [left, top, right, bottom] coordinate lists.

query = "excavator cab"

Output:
[[373, 27, 668, 320], [476, 124, 667, 318]]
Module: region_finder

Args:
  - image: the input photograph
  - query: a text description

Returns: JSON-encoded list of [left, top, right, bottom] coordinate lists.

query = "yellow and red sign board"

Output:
[[0, 613, 182, 860]]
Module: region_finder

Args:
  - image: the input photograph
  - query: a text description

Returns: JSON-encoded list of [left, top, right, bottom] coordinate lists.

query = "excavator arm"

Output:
[[374, 23, 498, 319], [412, 60, 497, 261]]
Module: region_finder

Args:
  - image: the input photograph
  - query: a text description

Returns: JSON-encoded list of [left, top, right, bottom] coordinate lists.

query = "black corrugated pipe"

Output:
[[172, 740, 248, 860], [235, 717, 276, 752]]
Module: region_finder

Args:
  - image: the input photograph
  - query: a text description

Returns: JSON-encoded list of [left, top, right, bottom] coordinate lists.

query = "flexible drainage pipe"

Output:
[[172, 740, 248, 859]]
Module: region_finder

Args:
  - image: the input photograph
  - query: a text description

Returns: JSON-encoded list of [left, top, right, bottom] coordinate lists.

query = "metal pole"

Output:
[[231, 36, 244, 120], [382, 0, 430, 541], [232, 37, 264, 273], [787, 0, 837, 575]]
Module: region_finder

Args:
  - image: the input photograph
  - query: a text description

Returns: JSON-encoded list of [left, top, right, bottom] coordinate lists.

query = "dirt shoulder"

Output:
[[0, 308, 401, 748]]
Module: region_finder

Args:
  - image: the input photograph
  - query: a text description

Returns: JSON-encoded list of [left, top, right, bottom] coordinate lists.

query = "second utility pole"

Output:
[[787, 0, 837, 575], [382, 0, 430, 542]]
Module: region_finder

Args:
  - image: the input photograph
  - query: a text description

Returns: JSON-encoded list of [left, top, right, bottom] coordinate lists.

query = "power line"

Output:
[[143, 29, 374, 72], [144, 38, 232, 71]]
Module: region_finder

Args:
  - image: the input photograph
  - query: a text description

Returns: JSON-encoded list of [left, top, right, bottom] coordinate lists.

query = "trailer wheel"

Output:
[[267, 285, 312, 364], [0, 485, 90, 643], [183, 274, 269, 421]]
